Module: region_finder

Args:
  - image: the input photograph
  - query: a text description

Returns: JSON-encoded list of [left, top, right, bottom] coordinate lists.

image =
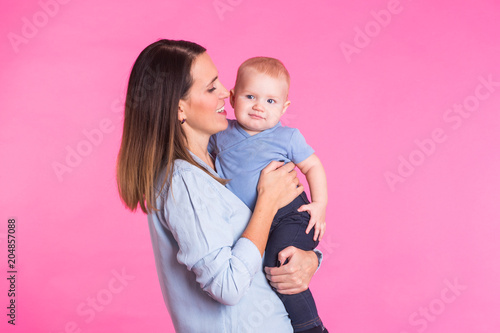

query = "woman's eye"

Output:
[[208, 86, 216, 92], [245, 95, 255, 100], [267, 99, 276, 104]]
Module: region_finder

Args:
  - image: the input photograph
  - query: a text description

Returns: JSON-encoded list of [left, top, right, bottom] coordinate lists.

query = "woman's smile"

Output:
[[216, 105, 226, 114]]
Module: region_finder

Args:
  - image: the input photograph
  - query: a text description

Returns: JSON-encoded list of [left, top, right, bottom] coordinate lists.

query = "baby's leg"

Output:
[[264, 193, 323, 332]]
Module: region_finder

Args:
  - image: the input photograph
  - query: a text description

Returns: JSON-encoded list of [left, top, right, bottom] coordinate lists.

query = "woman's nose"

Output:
[[219, 84, 230, 99]]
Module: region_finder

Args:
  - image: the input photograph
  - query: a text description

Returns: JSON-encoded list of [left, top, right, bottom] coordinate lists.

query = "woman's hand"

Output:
[[257, 161, 304, 211], [264, 246, 318, 294], [242, 162, 304, 256]]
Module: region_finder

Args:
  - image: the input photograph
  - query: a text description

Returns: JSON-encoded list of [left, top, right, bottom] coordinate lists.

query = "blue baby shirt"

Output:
[[209, 119, 314, 210]]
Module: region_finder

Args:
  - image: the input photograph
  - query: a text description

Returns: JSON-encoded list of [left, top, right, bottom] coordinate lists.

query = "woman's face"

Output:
[[179, 52, 229, 139]]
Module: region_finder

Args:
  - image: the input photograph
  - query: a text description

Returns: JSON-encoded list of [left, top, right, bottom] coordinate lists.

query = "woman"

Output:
[[117, 39, 321, 332]]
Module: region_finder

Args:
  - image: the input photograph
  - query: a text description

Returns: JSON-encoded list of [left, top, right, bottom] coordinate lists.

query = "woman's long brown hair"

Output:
[[117, 39, 225, 213]]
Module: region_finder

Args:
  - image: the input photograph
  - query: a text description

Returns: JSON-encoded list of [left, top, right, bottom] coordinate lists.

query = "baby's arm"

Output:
[[296, 153, 328, 241]]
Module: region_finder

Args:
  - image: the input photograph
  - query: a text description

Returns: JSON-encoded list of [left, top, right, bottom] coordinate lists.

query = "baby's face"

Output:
[[231, 70, 290, 136]]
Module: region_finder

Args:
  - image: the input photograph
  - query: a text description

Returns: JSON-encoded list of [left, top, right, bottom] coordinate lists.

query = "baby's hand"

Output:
[[297, 202, 326, 242]]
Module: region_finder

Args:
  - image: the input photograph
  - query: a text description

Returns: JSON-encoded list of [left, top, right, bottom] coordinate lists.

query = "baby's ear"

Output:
[[229, 89, 235, 108], [282, 100, 291, 115]]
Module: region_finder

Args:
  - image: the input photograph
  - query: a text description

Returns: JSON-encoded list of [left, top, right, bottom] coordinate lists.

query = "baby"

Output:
[[209, 57, 328, 333]]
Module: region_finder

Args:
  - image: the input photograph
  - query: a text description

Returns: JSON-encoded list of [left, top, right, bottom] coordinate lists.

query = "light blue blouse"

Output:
[[148, 153, 293, 333]]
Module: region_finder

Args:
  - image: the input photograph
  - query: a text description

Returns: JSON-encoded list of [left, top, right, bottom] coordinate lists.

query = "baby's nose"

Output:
[[252, 103, 264, 111]]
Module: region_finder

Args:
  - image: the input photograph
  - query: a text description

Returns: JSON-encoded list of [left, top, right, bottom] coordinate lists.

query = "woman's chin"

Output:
[[214, 118, 228, 134]]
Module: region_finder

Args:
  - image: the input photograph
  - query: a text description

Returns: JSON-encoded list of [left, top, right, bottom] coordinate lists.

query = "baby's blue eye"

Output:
[[245, 95, 255, 100], [267, 99, 276, 104]]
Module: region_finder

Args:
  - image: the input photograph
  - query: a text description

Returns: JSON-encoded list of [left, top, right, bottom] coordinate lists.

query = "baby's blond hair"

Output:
[[235, 57, 290, 91]]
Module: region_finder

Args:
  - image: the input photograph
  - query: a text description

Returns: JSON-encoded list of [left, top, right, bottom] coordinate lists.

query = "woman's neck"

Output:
[[187, 137, 214, 170]]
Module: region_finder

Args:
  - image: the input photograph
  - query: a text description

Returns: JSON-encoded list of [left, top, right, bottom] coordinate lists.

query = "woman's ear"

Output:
[[178, 100, 187, 122]]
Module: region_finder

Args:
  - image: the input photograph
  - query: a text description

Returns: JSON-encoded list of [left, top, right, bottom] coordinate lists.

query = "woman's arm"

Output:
[[242, 161, 304, 255], [164, 161, 303, 305]]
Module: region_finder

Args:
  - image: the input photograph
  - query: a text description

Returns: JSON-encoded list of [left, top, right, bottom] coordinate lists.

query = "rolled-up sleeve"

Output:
[[163, 168, 262, 306]]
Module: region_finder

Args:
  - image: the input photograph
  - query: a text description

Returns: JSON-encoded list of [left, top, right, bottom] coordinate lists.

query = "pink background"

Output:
[[1, 0, 500, 332]]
